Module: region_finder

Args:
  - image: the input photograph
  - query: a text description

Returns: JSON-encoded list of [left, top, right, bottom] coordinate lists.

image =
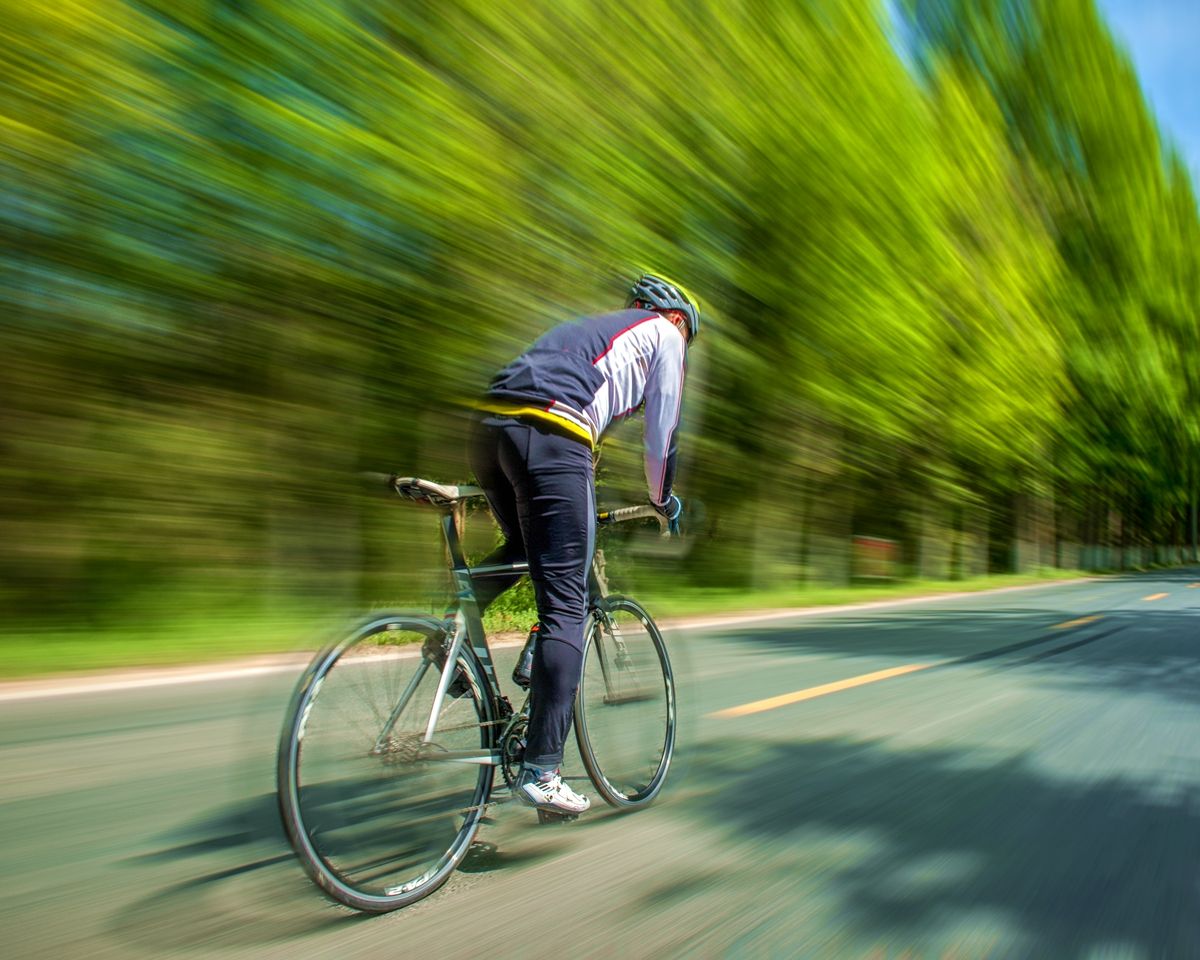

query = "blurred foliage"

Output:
[[2, 0, 1199, 634]]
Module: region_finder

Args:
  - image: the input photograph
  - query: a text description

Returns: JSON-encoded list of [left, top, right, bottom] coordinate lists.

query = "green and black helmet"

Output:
[[626, 273, 701, 342]]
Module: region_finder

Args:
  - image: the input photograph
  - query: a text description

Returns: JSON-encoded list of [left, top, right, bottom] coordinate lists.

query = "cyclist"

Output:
[[469, 273, 700, 817]]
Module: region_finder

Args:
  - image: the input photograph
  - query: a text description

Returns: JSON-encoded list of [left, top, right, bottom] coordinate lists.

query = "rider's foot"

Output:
[[514, 766, 591, 816]]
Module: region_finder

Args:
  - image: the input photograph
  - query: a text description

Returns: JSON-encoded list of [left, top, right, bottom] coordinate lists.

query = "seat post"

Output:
[[441, 510, 469, 573]]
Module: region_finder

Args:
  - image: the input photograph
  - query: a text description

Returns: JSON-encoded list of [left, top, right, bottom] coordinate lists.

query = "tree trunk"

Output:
[[919, 496, 950, 580], [1192, 493, 1198, 563]]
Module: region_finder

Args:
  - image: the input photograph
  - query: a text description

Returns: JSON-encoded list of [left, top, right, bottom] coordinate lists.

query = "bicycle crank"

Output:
[[498, 712, 529, 789]]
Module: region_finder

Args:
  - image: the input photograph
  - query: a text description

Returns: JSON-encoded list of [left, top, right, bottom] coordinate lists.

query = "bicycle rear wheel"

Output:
[[575, 597, 675, 807], [277, 614, 495, 912]]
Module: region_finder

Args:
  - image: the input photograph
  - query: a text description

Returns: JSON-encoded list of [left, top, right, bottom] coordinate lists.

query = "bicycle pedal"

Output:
[[536, 809, 580, 825]]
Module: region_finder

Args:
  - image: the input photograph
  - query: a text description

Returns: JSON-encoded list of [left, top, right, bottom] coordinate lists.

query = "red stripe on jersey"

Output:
[[592, 314, 658, 364]]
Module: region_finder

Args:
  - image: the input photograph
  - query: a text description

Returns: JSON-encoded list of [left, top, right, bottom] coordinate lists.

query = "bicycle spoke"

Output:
[[279, 617, 493, 911], [576, 598, 675, 807]]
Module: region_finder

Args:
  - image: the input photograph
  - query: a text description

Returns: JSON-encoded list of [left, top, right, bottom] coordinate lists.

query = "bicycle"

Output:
[[276, 475, 677, 913]]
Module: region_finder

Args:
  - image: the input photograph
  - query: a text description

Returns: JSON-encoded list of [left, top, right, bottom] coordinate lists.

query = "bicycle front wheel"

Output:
[[277, 614, 495, 913], [575, 596, 675, 807]]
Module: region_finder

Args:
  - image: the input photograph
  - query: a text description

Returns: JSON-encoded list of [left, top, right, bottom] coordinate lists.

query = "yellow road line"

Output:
[[1144, 593, 1168, 601], [1053, 615, 1101, 629], [709, 664, 933, 719]]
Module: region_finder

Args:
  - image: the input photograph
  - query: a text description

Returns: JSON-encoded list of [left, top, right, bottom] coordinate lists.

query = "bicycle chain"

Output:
[[497, 710, 528, 789]]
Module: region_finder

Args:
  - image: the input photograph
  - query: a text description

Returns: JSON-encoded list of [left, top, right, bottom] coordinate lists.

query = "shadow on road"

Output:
[[110, 791, 358, 951], [110, 786, 567, 951], [665, 734, 1200, 957], [123, 791, 285, 866]]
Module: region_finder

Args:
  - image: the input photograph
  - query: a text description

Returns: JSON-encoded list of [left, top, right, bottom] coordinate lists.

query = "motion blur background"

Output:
[[3, 0, 1199, 673]]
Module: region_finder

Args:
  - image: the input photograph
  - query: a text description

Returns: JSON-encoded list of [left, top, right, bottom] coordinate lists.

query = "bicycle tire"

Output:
[[574, 596, 676, 807], [277, 613, 495, 912]]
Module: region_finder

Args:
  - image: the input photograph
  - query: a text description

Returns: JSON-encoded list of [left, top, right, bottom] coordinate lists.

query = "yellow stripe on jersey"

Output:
[[478, 401, 595, 447]]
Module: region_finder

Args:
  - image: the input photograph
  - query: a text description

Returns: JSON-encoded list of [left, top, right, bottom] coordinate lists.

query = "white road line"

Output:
[[665, 577, 1094, 632], [0, 577, 1097, 704], [0, 663, 305, 703]]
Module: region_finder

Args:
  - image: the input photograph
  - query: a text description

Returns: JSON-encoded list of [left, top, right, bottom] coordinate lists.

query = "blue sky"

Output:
[[1097, 0, 1200, 182]]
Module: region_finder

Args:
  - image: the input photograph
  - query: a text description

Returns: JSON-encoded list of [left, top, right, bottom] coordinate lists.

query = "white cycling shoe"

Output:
[[514, 768, 591, 817]]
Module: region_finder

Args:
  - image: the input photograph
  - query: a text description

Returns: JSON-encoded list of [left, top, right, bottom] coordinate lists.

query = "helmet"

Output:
[[626, 273, 701, 342]]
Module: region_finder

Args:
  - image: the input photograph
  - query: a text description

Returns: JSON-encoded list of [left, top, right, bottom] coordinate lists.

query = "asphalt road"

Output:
[[3, 570, 1200, 959]]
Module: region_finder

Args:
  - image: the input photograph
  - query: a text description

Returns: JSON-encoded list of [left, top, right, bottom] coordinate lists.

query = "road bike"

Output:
[[276, 475, 676, 913]]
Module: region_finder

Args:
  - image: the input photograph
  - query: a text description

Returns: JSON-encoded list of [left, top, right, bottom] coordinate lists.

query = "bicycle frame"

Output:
[[398, 503, 643, 760], [277, 478, 676, 911], [442, 510, 518, 714]]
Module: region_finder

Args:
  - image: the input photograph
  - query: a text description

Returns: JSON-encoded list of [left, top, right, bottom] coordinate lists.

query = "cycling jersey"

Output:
[[482, 309, 687, 506]]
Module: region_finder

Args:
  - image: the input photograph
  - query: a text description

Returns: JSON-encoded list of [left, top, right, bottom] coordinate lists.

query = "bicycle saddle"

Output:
[[391, 476, 485, 505]]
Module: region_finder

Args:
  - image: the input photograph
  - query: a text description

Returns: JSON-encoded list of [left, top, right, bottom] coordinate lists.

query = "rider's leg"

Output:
[[503, 425, 595, 775], [472, 417, 594, 814], [468, 416, 528, 612]]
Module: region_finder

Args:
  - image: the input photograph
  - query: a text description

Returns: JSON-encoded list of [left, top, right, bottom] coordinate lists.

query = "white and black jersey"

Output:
[[483, 309, 687, 507]]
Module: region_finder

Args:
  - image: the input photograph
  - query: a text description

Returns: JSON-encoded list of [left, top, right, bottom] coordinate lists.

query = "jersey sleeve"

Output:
[[642, 325, 687, 506]]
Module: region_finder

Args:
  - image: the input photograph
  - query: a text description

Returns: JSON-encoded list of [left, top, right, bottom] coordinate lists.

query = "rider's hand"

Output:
[[654, 494, 683, 536]]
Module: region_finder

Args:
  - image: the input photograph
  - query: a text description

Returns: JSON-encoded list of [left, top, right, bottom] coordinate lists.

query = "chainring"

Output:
[[498, 713, 529, 789]]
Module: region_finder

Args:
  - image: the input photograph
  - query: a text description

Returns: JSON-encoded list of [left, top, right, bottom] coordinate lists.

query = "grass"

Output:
[[0, 614, 324, 678], [0, 568, 1104, 679], [0, 603, 543, 679]]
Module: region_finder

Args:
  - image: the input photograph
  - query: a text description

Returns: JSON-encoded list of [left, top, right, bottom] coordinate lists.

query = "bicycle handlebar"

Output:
[[596, 504, 663, 527]]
